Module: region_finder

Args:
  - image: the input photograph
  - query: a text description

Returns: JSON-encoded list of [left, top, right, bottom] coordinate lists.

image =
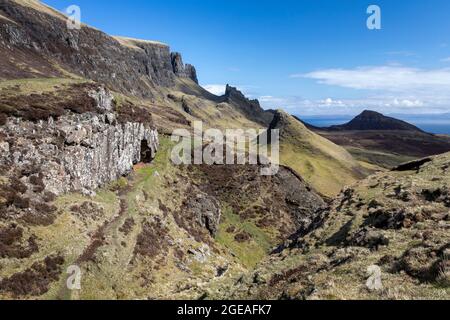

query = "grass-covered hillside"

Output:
[[222, 153, 450, 300], [0, 136, 326, 299], [270, 110, 368, 198]]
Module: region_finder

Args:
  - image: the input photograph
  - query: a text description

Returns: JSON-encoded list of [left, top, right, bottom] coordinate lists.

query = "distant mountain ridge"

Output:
[[301, 110, 450, 169], [327, 110, 424, 132]]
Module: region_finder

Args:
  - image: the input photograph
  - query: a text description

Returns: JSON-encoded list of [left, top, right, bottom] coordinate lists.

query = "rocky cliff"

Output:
[[0, 0, 197, 96], [171, 52, 198, 84], [0, 86, 158, 222], [0, 0, 447, 301], [222, 85, 274, 125]]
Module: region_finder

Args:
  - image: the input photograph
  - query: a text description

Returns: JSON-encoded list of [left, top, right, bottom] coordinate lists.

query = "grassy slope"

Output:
[[222, 153, 450, 300], [316, 130, 450, 169], [276, 112, 368, 197], [1, 136, 286, 299], [215, 207, 273, 269], [12, 0, 68, 20], [344, 146, 415, 169], [0, 77, 87, 93], [171, 78, 266, 129]]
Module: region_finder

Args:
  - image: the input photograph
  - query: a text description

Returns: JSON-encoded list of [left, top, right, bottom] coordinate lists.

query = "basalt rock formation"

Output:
[[0, 0, 197, 96], [0, 86, 158, 222], [0, 0, 447, 301], [222, 85, 274, 126], [171, 52, 198, 84]]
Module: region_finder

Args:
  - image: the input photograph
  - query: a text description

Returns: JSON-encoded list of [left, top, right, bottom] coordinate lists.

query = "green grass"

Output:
[[215, 206, 273, 269], [274, 111, 365, 197], [280, 143, 360, 197], [135, 135, 174, 180], [53, 136, 177, 300], [0, 77, 87, 94], [345, 146, 415, 169]]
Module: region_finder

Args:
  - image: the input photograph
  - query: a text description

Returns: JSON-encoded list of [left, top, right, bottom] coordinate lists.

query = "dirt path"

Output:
[[56, 180, 135, 300]]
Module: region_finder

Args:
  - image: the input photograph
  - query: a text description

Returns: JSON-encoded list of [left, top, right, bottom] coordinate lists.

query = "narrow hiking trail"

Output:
[[56, 166, 151, 300]]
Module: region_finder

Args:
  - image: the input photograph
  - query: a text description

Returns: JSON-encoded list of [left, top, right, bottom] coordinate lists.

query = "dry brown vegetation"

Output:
[[0, 82, 98, 121], [0, 255, 64, 297]]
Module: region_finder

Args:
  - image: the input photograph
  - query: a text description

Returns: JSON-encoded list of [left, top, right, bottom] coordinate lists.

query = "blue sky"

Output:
[[44, 0, 450, 115]]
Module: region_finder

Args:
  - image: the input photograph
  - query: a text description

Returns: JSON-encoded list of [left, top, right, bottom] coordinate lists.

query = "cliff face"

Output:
[[0, 86, 158, 223], [0, 0, 197, 96], [223, 85, 274, 125], [171, 52, 198, 84], [2, 112, 158, 195]]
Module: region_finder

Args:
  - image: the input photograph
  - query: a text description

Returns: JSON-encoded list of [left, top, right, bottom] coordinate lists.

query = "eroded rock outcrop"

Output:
[[0, 86, 158, 224], [171, 52, 198, 84], [222, 85, 273, 125], [0, 0, 197, 96], [1, 115, 158, 196]]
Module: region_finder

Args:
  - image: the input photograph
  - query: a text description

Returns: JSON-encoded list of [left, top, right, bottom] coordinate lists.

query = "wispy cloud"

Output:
[[441, 57, 450, 62], [205, 65, 450, 116], [258, 95, 435, 116], [302, 66, 450, 91]]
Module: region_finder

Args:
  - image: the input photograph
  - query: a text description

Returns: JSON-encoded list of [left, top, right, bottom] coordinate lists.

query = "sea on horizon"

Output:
[[299, 115, 450, 135]]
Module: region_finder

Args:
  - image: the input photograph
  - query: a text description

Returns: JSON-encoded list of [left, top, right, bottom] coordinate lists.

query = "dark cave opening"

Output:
[[140, 140, 153, 163]]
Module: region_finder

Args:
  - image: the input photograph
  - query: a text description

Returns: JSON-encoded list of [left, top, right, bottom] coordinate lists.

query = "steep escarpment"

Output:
[[222, 85, 274, 126], [2, 0, 447, 302], [171, 52, 198, 84], [0, 0, 197, 96]]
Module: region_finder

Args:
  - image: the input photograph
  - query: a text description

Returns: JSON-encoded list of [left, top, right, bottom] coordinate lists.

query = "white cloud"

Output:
[[320, 98, 344, 107], [202, 84, 226, 96], [441, 57, 450, 62], [391, 99, 424, 107], [203, 65, 450, 116], [259, 96, 289, 105], [302, 66, 450, 91], [284, 65, 450, 114], [257, 94, 444, 116]]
